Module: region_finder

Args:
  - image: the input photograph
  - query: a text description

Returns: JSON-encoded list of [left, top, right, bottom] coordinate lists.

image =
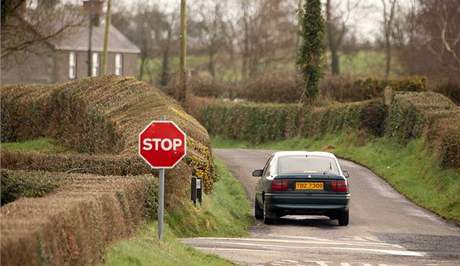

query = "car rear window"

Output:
[[278, 155, 339, 175]]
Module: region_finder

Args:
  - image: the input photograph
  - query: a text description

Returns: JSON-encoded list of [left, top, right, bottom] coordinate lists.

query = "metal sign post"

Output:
[[158, 167, 165, 240], [158, 115, 165, 241], [138, 115, 187, 241]]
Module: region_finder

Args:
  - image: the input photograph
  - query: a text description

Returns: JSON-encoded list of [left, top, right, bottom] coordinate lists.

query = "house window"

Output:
[[69, 52, 76, 79], [115, 53, 123, 75], [91, 52, 99, 77]]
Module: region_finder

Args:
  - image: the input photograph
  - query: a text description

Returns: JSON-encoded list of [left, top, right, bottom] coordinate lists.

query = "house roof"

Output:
[[51, 21, 140, 54]]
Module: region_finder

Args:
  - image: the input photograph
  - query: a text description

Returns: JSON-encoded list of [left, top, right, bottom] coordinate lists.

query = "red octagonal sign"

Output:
[[139, 121, 187, 169]]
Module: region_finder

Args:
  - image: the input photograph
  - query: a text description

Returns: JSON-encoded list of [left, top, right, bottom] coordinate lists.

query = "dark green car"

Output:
[[253, 151, 350, 226]]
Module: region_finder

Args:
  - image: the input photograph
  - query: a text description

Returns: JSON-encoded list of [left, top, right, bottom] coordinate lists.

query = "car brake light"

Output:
[[271, 179, 288, 191], [331, 180, 348, 193]]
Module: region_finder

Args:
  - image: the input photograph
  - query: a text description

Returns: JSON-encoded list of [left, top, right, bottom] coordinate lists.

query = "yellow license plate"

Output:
[[295, 182, 324, 190]]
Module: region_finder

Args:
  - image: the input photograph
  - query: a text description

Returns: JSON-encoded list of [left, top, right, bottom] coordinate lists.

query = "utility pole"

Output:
[[101, 0, 112, 75], [83, 0, 103, 77], [177, 0, 187, 104]]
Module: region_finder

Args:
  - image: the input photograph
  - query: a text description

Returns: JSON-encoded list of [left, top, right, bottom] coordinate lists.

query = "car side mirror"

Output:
[[343, 170, 350, 178], [252, 169, 263, 177]]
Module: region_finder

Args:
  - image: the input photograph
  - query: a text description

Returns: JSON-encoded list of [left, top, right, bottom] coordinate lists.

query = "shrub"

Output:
[[0, 170, 156, 266], [1, 76, 216, 194], [241, 73, 303, 103], [0, 151, 188, 208], [200, 101, 300, 144], [184, 75, 426, 104], [199, 99, 386, 144], [426, 114, 460, 169], [385, 91, 456, 141], [0, 170, 64, 206], [432, 81, 460, 105]]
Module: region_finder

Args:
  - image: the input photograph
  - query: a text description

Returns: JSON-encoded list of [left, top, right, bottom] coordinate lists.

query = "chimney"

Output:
[[18, 0, 27, 17]]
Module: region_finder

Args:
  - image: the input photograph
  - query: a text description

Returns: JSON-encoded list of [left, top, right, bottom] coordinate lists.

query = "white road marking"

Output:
[[196, 247, 282, 253], [340, 263, 351, 266], [315, 262, 332, 266], [184, 237, 403, 248], [210, 241, 426, 257]]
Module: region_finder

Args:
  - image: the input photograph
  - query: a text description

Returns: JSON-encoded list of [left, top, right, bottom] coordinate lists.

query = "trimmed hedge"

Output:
[[0, 170, 64, 206], [201, 102, 300, 144], [186, 74, 426, 103], [386, 91, 460, 168], [0, 151, 188, 208], [1, 76, 215, 193], [386, 91, 456, 140], [0, 170, 157, 266], [199, 90, 459, 169], [200, 99, 386, 144]]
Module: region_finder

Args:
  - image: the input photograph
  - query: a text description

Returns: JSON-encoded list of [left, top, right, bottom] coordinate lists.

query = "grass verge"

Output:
[[103, 158, 252, 265], [212, 133, 460, 223], [104, 223, 232, 266], [166, 158, 252, 237], [1, 138, 69, 153]]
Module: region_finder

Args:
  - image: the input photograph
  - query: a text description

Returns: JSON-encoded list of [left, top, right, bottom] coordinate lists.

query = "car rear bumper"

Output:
[[265, 192, 350, 214]]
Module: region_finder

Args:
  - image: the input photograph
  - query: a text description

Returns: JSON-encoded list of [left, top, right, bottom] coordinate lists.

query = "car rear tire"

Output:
[[338, 210, 349, 226], [263, 199, 277, 225], [254, 198, 263, 220]]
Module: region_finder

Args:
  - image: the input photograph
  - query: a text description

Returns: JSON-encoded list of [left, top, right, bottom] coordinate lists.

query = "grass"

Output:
[[103, 157, 252, 265], [212, 133, 460, 223], [1, 138, 69, 153], [104, 223, 232, 266], [166, 158, 253, 237]]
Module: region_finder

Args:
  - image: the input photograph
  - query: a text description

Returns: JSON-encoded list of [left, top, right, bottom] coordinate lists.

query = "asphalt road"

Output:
[[182, 149, 460, 266]]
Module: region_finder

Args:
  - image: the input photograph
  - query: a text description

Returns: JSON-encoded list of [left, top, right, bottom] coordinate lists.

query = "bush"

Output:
[[1, 170, 156, 266], [299, 99, 386, 137], [0, 170, 64, 206], [1, 76, 216, 194], [426, 114, 460, 169], [199, 99, 386, 144], [182, 73, 427, 104], [0, 151, 188, 208], [241, 73, 303, 103], [386, 91, 456, 141], [200, 101, 300, 144], [432, 81, 460, 105]]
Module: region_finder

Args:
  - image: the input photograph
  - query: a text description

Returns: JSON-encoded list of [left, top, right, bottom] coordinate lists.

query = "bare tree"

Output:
[[381, 0, 398, 78], [398, 0, 460, 82], [325, 0, 361, 75], [1, 1, 84, 59]]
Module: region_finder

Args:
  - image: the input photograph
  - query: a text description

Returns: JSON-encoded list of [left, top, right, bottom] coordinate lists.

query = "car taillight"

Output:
[[271, 179, 288, 191], [331, 180, 348, 193]]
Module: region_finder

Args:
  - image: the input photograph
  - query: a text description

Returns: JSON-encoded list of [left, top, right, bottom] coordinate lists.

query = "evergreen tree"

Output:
[[297, 0, 325, 103]]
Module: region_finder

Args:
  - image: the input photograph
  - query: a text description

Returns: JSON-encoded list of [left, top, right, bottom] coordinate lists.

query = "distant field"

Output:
[[1, 138, 69, 153], [141, 49, 404, 84], [337, 50, 404, 78]]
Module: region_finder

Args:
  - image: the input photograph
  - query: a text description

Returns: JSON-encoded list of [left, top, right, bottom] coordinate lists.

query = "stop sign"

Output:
[[138, 121, 187, 169]]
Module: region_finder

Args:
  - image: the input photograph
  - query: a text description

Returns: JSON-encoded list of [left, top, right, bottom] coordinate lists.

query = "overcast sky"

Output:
[[65, 0, 413, 42]]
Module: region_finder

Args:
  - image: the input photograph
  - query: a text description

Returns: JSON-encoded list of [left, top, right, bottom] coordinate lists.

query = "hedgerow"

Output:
[[0, 170, 157, 266], [1, 76, 216, 194], [185, 74, 426, 103], [200, 99, 386, 144], [385, 91, 460, 168], [198, 90, 459, 169], [0, 170, 64, 206]]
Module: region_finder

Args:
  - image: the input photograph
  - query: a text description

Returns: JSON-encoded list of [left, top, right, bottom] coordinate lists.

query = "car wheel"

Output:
[[254, 198, 263, 220], [263, 199, 277, 225], [338, 210, 349, 226]]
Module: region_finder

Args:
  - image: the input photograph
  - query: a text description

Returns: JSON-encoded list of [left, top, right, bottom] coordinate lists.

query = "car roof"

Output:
[[272, 151, 337, 159]]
